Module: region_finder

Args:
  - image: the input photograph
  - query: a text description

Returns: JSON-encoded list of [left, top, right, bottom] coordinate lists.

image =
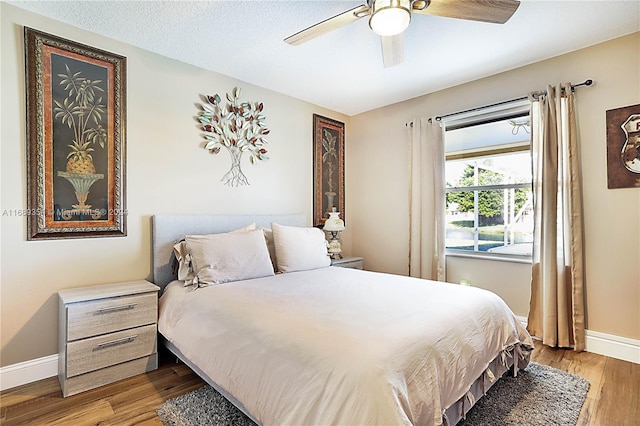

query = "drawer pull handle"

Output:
[[96, 335, 137, 349], [96, 303, 137, 314]]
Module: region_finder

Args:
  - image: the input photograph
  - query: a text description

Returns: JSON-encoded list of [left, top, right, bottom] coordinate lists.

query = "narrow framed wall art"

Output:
[[25, 27, 127, 239], [313, 114, 345, 227]]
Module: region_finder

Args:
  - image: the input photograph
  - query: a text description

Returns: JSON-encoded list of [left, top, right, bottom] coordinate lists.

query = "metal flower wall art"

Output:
[[198, 87, 269, 186]]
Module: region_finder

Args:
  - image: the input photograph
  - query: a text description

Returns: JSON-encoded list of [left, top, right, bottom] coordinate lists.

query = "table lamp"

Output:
[[324, 208, 345, 260]]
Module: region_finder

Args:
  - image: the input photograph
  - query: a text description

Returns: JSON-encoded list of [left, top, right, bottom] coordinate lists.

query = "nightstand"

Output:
[[58, 280, 160, 397], [331, 256, 364, 270]]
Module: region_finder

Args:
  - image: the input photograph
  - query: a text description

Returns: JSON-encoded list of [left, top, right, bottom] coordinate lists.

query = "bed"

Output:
[[153, 214, 533, 426]]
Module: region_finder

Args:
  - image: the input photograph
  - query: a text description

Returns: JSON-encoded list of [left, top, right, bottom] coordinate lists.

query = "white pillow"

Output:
[[185, 228, 274, 286], [271, 223, 331, 273], [173, 223, 257, 285]]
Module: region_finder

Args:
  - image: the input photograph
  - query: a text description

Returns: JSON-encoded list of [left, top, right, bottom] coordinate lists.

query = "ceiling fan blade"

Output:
[[381, 34, 404, 68], [412, 0, 520, 24], [284, 4, 369, 46]]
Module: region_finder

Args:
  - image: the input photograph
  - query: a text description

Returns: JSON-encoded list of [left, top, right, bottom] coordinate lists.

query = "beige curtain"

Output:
[[527, 84, 586, 351], [408, 117, 446, 281]]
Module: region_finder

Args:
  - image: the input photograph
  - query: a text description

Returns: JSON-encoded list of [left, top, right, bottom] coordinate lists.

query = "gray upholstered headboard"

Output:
[[152, 214, 307, 289]]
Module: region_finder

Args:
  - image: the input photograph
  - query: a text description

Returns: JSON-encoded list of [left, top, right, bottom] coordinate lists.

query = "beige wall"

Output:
[[348, 33, 640, 340], [0, 4, 349, 366]]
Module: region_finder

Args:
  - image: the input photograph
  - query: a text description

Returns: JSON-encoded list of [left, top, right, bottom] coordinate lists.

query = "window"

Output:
[[444, 111, 533, 259]]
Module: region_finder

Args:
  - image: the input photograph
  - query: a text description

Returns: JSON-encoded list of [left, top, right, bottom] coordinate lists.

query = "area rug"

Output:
[[157, 362, 589, 426]]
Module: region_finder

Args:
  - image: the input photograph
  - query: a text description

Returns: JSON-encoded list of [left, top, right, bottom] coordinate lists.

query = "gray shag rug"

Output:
[[157, 362, 589, 426]]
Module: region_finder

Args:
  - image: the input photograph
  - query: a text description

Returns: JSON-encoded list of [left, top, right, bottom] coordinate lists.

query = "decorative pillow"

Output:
[[173, 240, 196, 284], [173, 223, 256, 285], [185, 228, 274, 286], [261, 227, 277, 272], [271, 223, 331, 273]]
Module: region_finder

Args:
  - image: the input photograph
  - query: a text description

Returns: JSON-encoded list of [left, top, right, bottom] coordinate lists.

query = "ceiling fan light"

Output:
[[369, 0, 411, 37]]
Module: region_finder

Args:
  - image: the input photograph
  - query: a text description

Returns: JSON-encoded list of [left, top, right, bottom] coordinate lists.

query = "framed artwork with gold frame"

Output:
[[313, 114, 345, 227], [25, 27, 127, 240]]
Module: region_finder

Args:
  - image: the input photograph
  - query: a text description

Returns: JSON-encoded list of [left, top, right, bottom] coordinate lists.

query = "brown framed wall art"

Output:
[[25, 27, 126, 239], [606, 103, 640, 189], [313, 114, 345, 227]]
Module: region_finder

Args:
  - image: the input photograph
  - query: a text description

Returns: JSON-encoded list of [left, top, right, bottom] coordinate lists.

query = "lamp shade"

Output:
[[369, 0, 411, 37], [324, 210, 345, 232]]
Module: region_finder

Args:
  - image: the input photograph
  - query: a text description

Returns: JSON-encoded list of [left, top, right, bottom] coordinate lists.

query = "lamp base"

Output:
[[327, 231, 343, 260], [329, 252, 343, 260]]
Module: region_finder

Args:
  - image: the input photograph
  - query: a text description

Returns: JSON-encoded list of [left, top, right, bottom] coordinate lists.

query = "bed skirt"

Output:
[[443, 344, 531, 425], [161, 337, 531, 426]]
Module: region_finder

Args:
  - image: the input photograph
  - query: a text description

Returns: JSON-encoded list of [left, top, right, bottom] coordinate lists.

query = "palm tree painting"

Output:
[[51, 55, 109, 220], [313, 115, 345, 227], [322, 128, 338, 210], [25, 27, 126, 239]]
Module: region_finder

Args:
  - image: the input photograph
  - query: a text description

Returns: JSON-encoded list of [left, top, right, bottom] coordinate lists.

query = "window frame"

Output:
[[443, 103, 533, 263]]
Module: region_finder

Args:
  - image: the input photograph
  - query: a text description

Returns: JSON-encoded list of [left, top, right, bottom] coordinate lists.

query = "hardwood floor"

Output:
[[1, 341, 638, 425]]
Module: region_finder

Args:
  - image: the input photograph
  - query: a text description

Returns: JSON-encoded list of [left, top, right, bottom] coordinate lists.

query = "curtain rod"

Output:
[[406, 79, 593, 127]]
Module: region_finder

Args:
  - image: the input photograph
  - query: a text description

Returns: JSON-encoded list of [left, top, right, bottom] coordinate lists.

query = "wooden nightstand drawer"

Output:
[[66, 292, 157, 341], [66, 323, 157, 378], [63, 354, 158, 397]]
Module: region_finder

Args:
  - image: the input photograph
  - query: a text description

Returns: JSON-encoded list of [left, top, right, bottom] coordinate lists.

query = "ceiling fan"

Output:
[[284, 0, 520, 67]]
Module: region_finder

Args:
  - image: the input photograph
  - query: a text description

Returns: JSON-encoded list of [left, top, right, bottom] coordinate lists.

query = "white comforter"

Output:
[[158, 266, 533, 426]]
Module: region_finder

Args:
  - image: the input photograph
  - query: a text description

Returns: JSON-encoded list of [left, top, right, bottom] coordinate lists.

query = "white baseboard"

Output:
[[585, 330, 640, 364], [2, 325, 639, 391], [0, 354, 58, 391], [515, 315, 529, 328], [515, 315, 640, 364]]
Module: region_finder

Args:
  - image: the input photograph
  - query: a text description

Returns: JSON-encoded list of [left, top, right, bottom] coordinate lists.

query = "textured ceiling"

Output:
[[7, 0, 640, 116]]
